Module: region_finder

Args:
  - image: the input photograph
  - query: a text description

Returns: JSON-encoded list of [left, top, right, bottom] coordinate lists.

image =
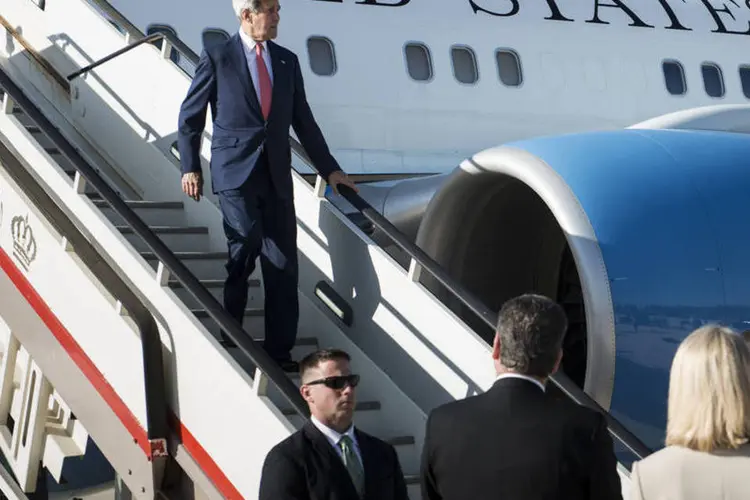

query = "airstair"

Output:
[[0, 0, 649, 498]]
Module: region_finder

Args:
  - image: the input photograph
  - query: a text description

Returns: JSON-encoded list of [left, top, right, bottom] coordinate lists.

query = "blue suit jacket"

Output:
[[177, 34, 340, 197]]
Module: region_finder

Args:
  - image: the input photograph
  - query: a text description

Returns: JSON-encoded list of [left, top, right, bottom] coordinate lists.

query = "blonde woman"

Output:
[[630, 325, 750, 499]]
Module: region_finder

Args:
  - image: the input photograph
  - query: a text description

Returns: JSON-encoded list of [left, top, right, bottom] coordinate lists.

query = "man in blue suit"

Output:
[[177, 0, 357, 372]]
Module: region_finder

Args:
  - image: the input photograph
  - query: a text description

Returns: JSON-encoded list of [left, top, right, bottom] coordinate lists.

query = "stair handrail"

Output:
[[0, 98, 172, 486], [293, 140, 653, 462], [67, 0, 652, 463], [0, 69, 309, 422], [66, 32, 164, 81]]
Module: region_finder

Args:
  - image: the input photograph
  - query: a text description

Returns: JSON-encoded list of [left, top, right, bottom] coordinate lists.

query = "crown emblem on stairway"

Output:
[[11, 214, 37, 271]]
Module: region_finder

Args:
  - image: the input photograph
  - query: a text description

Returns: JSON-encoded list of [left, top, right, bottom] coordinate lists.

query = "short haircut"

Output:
[[495, 294, 568, 377], [666, 325, 750, 452], [299, 349, 351, 381]]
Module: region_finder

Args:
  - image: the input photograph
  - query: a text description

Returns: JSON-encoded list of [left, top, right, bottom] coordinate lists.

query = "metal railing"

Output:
[[67, 32, 163, 81], [53, 0, 652, 463], [0, 67, 309, 423], [290, 141, 654, 460], [0, 80, 172, 487]]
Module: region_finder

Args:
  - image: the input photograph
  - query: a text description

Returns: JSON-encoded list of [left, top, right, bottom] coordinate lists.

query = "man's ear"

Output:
[[492, 333, 501, 361], [300, 383, 313, 403]]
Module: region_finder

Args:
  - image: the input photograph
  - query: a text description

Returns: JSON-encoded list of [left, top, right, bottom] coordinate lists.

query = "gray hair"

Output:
[[496, 294, 568, 377], [232, 0, 262, 19]]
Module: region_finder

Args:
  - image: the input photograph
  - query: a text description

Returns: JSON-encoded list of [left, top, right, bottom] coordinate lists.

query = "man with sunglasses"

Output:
[[259, 349, 409, 500]]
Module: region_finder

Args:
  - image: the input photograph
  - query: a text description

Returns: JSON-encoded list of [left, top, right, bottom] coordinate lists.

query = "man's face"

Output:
[[244, 0, 280, 41], [301, 359, 358, 430]]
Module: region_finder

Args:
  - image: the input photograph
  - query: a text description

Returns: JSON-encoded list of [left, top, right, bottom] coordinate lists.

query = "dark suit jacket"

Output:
[[259, 421, 409, 500], [420, 377, 622, 500], [177, 34, 340, 197]]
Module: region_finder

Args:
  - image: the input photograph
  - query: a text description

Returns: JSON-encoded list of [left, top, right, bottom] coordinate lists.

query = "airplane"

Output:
[[93, 0, 750, 454], [103, 0, 750, 175], [2, 0, 749, 490]]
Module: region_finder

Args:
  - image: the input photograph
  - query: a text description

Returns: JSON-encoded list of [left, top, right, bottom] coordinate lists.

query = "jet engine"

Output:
[[353, 110, 750, 452]]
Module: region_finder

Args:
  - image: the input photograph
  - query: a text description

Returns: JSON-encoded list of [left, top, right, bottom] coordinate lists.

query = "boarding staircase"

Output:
[[0, 0, 649, 498]]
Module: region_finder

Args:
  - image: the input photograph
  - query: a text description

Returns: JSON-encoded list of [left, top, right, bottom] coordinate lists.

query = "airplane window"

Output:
[[451, 46, 478, 85], [662, 61, 686, 95], [404, 43, 433, 82], [495, 50, 522, 87], [202, 29, 230, 50], [307, 37, 337, 76], [739, 66, 750, 99], [701, 63, 724, 98]]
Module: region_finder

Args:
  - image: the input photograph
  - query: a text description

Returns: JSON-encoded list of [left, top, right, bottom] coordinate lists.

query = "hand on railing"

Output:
[[327, 170, 359, 195]]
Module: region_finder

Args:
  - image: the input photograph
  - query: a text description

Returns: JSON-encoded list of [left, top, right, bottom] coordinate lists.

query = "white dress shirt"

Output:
[[238, 30, 274, 104], [311, 415, 363, 465], [495, 372, 546, 392]]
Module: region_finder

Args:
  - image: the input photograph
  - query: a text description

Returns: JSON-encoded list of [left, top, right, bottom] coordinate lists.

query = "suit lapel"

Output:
[[268, 41, 287, 119], [303, 422, 361, 498], [354, 429, 377, 499], [228, 34, 263, 119]]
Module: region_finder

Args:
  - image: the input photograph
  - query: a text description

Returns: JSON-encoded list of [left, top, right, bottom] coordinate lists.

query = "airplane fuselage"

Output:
[[106, 0, 750, 173]]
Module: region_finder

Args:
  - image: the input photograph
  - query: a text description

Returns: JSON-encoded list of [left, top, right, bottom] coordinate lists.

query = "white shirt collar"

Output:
[[495, 372, 546, 392], [238, 30, 268, 53], [311, 415, 357, 448]]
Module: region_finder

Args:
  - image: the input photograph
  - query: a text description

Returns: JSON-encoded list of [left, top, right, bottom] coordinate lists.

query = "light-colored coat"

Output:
[[630, 443, 750, 499]]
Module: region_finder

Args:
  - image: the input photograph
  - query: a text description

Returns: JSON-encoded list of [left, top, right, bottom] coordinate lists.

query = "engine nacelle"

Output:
[[413, 127, 750, 452]]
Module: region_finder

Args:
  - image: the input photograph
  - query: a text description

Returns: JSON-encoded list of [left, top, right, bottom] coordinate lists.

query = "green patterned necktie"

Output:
[[338, 435, 365, 497]]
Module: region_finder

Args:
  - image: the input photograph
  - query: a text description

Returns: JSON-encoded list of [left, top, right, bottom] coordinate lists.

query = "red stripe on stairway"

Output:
[[0, 248, 150, 456], [0, 248, 243, 499], [170, 412, 243, 499]]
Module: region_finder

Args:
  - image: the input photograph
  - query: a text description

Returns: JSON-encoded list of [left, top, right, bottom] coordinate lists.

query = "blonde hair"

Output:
[[666, 325, 750, 452]]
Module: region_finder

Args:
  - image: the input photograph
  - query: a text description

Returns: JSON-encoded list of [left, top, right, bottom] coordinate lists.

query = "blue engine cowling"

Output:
[[414, 128, 750, 453]]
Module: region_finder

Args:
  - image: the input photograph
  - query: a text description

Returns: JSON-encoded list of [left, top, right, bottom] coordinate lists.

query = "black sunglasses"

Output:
[[306, 374, 360, 390]]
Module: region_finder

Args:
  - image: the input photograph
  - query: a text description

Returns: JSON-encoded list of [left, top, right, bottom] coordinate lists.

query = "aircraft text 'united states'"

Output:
[[314, 0, 750, 36]]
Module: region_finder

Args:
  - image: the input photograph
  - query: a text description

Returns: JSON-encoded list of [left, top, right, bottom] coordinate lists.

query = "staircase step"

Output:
[[94, 199, 187, 226], [169, 278, 260, 288], [42, 433, 86, 483], [117, 225, 209, 252], [192, 307, 263, 333], [389, 436, 419, 477], [95, 200, 184, 209], [168, 278, 262, 309], [141, 251, 228, 279], [224, 336, 319, 375], [386, 436, 415, 447]]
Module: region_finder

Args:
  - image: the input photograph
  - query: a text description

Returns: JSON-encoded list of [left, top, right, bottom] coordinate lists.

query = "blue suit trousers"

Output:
[[217, 154, 298, 362]]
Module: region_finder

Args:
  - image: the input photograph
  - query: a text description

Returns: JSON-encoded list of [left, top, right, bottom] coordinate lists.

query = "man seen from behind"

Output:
[[420, 294, 622, 500]]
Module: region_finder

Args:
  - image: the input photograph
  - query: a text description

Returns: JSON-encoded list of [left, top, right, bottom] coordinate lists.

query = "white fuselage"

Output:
[[106, 0, 750, 173]]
